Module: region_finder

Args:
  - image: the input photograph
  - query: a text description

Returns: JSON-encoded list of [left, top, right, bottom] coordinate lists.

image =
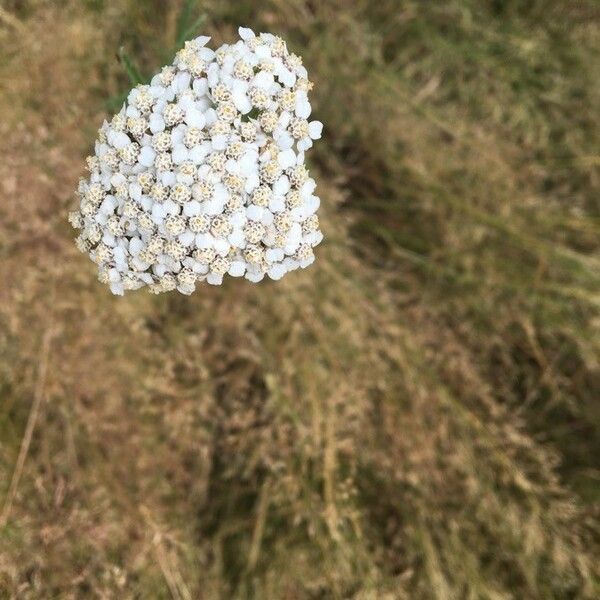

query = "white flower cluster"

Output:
[[69, 27, 323, 295]]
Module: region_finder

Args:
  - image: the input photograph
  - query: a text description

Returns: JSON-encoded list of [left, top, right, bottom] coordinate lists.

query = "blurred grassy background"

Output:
[[0, 0, 599, 597]]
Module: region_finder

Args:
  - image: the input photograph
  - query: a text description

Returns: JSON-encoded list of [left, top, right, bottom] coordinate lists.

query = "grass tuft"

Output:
[[0, 0, 598, 597]]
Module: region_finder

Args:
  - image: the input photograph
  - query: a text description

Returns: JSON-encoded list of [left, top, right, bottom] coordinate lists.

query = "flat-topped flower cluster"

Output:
[[69, 27, 323, 295]]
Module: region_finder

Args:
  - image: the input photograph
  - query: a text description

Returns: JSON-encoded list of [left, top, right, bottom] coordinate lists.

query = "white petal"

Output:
[[192, 262, 209, 275], [175, 72, 192, 93], [183, 200, 202, 216], [206, 272, 223, 285], [199, 48, 215, 61], [238, 152, 258, 175], [301, 178, 317, 197], [278, 149, 296, 170], [179, 231, 195, 246], [278, 67, 296, 88], [110, 282, 125, 295], [231, 80, 251, 113], [267, 263, 286, 280], [235, 93, 252, 115], [255, 45, 271, 60], [297, 138, 312, 152], [296, 98, 312, 119], [305, 231, 322, 246], [276, 131, 294, 150], [244, 174, 260, 193], [223, 54, 235, 72], [278, 111, 291, 129], [172, 144, 189, 164], [266, 248, 284, 263], [306, 195, 320, 214], [108, 268, 121, 282], [246, 205, 263, 220], [213, 184, 229, 203], [228, 229, 246, 247], [245, 270, 264, 283], [225, 158, 240, 175], [178, 94, 195, 111], [238, 27, 255, 40], [214, 238, 230, 255], [125, 105, 140, 119], [211, 135, 228, 151], [204, 108, 218, 126], [193, 78, 209, 97], [127, 89, 139, 104], [284, 239, 300, 254], [150, 84, 165, 98], [129, 237, 144, 254], [177, 284, 194, 295], [195, 233, 214, 248], [229, 212, 247, 228], [129, 182, 142, 201], [149, 113, 165, 133], [207, 63, 220, 87], [171, 126, 185, 145], [152, 203, 166, 221], [99, 196, 118, 215], [111, 131, 131, 149], [273, 175, 291, 197], [138, 146, 156, 167], [228, 261, 246, 277], [308, 120, 323, 139], [185, 108, 206, 128], [155, 264, 172, 279], [269, 196, 286, 213], [163, 199, 179, 214], [253, 71, 274, 90], [196, 97, 211, 112], [112, 249, 126, 269], [289, 222, 302, 240], [204, 198, 225, 215], [189, 145, 209, 164], [161, 171, 176, 186]]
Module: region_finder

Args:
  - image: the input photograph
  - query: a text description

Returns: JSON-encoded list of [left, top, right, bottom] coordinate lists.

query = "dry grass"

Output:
[[0, 0, 599, 598]]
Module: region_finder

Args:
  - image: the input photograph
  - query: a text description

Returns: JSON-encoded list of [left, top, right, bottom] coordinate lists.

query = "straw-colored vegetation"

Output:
[[0, 1, 598, 597]]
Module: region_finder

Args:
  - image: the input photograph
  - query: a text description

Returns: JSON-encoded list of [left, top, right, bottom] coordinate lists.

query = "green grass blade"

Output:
[[175, 0, 206, 48], [118, 47, 145, 86]]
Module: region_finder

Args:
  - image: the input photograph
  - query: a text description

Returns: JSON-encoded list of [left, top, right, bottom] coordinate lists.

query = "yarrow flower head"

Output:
[[69, 28, 323, 295]]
